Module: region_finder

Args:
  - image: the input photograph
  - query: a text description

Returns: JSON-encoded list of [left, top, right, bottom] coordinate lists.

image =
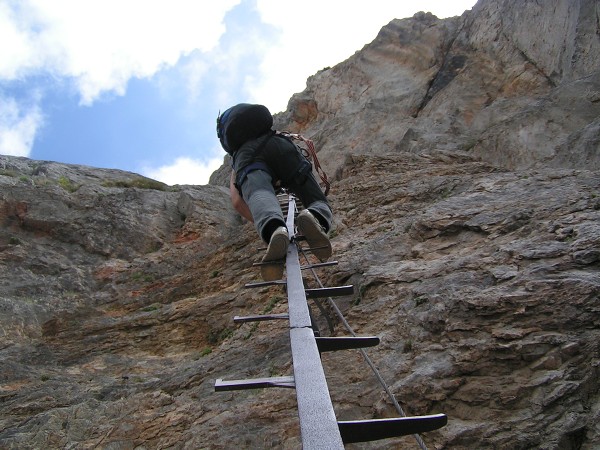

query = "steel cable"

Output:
[[298, 245, 429, 450]]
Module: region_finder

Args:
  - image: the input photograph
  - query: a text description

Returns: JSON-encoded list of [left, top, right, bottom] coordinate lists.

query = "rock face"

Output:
[[274, 0, 600, 177], [2, 0, 600, 449]]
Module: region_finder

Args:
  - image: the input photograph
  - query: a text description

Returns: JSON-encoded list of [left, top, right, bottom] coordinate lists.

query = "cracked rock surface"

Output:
[[3, 0, 600, 448]]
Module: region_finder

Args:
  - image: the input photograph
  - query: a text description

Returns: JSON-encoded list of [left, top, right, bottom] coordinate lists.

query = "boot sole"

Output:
[[261, 231, 288, 281], [297, 212, 332, 261]]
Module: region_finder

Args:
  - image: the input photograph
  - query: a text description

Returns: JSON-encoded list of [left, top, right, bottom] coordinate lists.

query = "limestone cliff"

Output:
[[272, 0, 600, 176], [2, 0, 600, 448]]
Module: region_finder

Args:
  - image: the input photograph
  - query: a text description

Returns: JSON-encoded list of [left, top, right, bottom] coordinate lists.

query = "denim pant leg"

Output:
[[241, 170, 285, 242], [258, 135, 333, 232], [290, 172, 333, 232]]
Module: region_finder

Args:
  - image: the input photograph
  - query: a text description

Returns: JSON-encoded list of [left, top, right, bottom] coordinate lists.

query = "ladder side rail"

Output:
[[285, 195, 345, 449]]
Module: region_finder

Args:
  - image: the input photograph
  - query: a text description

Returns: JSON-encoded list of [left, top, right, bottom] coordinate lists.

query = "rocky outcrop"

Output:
[[1, 0, 600, 448], [330, 154, 600, 449], [275, 0, 600, 176]]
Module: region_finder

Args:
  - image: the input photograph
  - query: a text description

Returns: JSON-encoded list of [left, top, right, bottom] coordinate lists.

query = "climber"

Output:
[[216, 103, 333, 281]]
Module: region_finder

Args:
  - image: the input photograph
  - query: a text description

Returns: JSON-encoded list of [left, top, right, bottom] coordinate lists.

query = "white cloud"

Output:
[[0, 1, 240, 164], [0, 0, 241, 104], [0, 2, 36, 79], [0, 0, 478, 175], [0, 96, 43, 157], [251, 0, 477, 113], [187, 20, 279, 109], [142, 155, 224, 186]]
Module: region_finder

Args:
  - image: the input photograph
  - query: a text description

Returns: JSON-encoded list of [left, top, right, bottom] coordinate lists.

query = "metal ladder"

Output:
[[215, 193, 447, 448]]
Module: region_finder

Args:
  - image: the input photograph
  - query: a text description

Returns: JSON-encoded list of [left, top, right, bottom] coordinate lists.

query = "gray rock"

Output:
[[2, 0, 600, 448]]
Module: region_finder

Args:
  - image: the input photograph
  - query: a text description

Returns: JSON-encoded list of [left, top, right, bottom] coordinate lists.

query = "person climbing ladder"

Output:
[[216, 103, 333, 281]]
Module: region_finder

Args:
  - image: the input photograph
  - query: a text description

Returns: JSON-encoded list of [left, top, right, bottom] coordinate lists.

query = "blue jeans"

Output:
[[241, 169, 332, 242]]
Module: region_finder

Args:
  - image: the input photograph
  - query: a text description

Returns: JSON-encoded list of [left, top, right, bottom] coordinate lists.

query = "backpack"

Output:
[[216, 103, 273, 155]]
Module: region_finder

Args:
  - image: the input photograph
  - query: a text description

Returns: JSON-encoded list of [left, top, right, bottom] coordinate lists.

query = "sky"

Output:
[[0, 0, 477, 186]]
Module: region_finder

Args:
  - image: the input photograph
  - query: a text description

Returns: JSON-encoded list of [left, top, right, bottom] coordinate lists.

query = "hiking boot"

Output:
[[296, 209, 332, 261], [261, 226, 288, 281]]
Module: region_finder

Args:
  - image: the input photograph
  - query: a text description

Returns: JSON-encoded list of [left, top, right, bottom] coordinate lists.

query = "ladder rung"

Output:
[[338, 414, 448, 444], [215, 376, 295, 391], [244, 280, 286, 288], [305, 285, 354, 298], [252, 260, 285, 267], [315, 336, 380, 352], [303, 244, 331, 252], [300, 261, 338, 270], [234, 313, 289, 323]]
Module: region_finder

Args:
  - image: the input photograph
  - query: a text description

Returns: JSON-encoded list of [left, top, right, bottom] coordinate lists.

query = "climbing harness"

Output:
[[279, 132, 330, 196], [234, 131, 331, 197]]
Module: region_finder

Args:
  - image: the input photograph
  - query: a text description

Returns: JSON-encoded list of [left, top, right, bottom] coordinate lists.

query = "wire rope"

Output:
[[298, 245, 429, 450]]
